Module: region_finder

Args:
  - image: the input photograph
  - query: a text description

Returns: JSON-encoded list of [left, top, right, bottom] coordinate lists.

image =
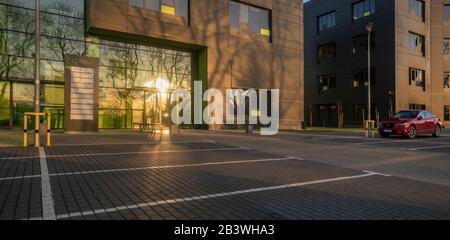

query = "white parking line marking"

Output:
[[39, 147, 56, 220], [0, 175, 41, 181], [49, 157, 301, 177], [55, 140, 216, 147], [355, 138, 450, 146], [363, 170, 392, 177], [0, 147, 249, 160], [312, 137, 360, 141], [55, 172, 381, 219], [407, 145, 450, 151]]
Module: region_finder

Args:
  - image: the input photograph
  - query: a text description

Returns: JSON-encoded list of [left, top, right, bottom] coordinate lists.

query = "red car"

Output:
[[379, 110, 444, 139]]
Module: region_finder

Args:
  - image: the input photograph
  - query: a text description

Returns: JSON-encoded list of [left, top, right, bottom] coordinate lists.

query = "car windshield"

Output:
[[393, 112, 419, 119]]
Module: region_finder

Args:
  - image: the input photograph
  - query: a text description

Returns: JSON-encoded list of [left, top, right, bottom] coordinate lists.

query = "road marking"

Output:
[[407, 145, 450, 151], [312, 137, 361, 141], [49, 157, 301, 177], [55, 140, 216, 147], [0, 147, 248, 160], [39, 147, 56, 220], [55, 172, 380, 219], [355, 137, 450, 146], [363, 170, 392, 177], [0, 175, 41, 181]]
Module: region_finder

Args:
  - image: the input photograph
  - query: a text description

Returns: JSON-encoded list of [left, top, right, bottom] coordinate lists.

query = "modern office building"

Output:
[[0, 0, 304, 131], [305, 0, 450, 127]]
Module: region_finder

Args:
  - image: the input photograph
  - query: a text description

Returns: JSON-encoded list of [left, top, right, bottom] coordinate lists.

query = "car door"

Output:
[[415, 112, 427, 134], [424, 112, 437, 133]]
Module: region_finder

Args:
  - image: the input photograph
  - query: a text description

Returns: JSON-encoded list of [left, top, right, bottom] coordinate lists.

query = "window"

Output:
[[145, 0, 160, 11], [317, 43, 336, 63], [423, 111, 435, 119], [444, 5, 450, 22], [444, 72, 450, 89], [353, 69, 375, 88], [409, 0, 425, 22], [444, 39, 450, 55], [408, 32, 425, 57], [229, 1, 271, 39], [409, 104, 426, 110], [130, 0, 144, 7], [352, 0, 375, 21], [318, 75, 336, 93], [352, 33, 375, 55], [230, 1, 239, 28], [249, 6, 260, 33], [409, 68, 426, 91], [445, 105, 450, 121], [128, 0, 189, 19], [317, 11, 336, 33]]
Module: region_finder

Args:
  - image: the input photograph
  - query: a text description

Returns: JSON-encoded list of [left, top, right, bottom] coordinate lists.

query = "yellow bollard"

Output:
[[46, 113, 51, 147], [35, 115, 40, 148], [23, 115, 28, 147]]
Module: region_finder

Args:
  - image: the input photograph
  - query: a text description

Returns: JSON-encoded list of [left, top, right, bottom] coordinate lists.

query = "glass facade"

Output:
[[0, 0, 192, 129]]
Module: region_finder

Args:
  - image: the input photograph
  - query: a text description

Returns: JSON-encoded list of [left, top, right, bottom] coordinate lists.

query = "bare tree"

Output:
[[40, 1, 85, 76], [104, 42, 140, 128], [0, 3, 34, 100]]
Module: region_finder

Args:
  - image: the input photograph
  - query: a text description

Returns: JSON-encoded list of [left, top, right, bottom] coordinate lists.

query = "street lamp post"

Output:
[[34, 0, 40, 113], [366, 22, 374, 137]]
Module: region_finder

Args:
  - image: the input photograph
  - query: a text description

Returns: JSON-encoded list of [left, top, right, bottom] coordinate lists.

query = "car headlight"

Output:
[[398, 122, 409, 127]]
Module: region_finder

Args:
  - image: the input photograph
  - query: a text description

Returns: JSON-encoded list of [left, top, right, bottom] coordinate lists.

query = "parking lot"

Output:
[[0, 129, 449, 220]]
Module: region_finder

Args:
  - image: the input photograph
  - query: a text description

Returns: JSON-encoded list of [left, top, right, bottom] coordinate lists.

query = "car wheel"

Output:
[[433, 125, 441, 138], [407, 126, 417, 139]]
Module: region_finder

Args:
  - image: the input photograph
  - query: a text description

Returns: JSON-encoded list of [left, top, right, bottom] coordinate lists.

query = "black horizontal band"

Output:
[[34, 130, 39, 134], [23, 129, 27, 133]]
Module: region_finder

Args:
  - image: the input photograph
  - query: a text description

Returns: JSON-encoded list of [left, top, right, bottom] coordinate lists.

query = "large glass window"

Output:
[[352, 33, 375, 55], [130, 0, 144, 8], [0, 81, 10, 127], [353, 69, 375, 88], [409, 32, 425, 57], [409, 68, 426, 91], [444, 72, 450, 90], [318, 11, 335, 33], [318, 75, 336, 93], [12, 82, 34, 127], [41, 0, 85, 18], [445, 105, 450, 121], [409, 103, 426, 110], [97, 40, 192, 129], [352, 0, 375, 21], [409, 0, 425, 22], [444, 39, 450, 55], [317, 43, 336, 63], [444, 5, 450, 22], [229, 1, 271, 39], [129, 0, 189, 19]]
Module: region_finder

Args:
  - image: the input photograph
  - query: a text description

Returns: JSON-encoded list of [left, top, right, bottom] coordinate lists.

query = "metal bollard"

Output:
[[46, 113, 51, 147], [23, 115, 28, 147], [34, 115, 40, 148]]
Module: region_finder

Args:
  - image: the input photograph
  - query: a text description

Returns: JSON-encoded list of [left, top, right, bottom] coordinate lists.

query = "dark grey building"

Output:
[[305, 0, 450, 128]]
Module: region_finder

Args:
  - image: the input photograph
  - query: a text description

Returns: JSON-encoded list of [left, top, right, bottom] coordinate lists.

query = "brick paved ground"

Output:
[[0, 130, 449, 220]]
